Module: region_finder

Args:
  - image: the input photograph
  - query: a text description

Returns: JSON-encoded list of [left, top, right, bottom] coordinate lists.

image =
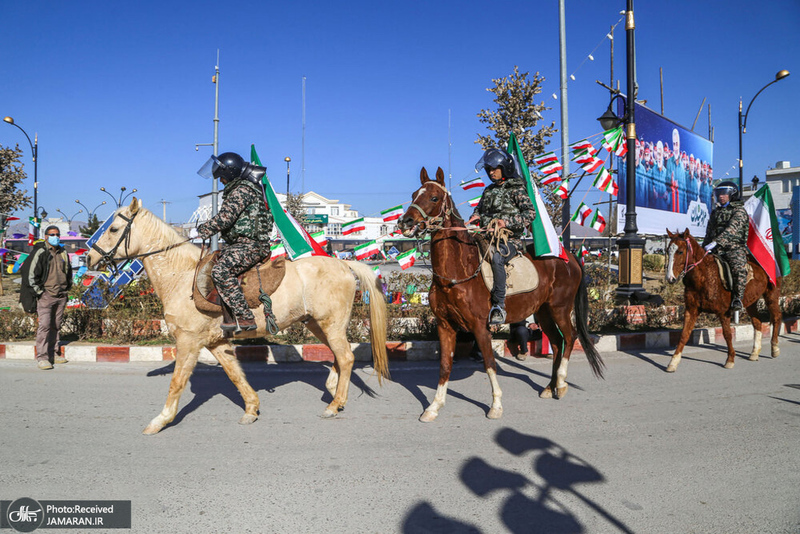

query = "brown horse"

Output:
[[86, 199, 389, 434], [397, 167, 604, 422], [665, 229, 781, 371]]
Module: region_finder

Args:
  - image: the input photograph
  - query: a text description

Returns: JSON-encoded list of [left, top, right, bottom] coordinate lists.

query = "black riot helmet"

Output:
[[197, 152, 245, 184], [475, 148, 517, 180], [713, 180, 740, 203]]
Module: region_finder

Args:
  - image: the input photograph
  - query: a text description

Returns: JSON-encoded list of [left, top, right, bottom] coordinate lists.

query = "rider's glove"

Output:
[[188, 228, 199, 239], [704, 241, 716, 252]]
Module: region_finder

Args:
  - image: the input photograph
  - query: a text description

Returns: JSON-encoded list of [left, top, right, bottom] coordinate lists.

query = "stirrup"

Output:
[[488, 305, 507, 325], [730, 298, 743, 311]]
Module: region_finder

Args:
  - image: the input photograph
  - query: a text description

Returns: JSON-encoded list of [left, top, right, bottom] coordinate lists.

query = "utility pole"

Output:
[[159, 199, 171, 222], [558, 0, 570, 251]]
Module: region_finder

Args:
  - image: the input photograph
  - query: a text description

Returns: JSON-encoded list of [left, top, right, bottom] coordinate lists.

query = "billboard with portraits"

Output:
[[617, 100, 714, 236]]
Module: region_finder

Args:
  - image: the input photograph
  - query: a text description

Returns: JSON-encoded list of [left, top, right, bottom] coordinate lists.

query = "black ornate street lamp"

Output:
[[3, 116, 39, 238], [100, 186, 138, 208], [284, 157, 291, 196], [738, 69, 790, 192]]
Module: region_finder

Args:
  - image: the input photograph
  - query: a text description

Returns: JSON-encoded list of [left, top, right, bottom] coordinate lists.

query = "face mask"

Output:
[[47, 236, 60, 247]]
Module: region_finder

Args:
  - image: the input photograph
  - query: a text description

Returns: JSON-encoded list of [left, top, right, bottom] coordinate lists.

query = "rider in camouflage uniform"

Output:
[[194, 152, 274, 332], [702, 180, 749, 311], [468, 148, 536, 325]]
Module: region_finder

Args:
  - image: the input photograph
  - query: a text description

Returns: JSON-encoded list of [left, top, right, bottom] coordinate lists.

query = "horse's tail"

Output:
[[574, 259, 605, 379], [345, 261, 390, 384]]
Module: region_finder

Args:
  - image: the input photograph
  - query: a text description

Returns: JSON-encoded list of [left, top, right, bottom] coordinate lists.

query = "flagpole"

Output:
[[558, 0, 571, 252]]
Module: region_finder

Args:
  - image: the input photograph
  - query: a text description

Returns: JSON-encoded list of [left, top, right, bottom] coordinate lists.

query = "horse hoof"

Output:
[[748, 354, 759, 362], [555, 385, 568, 399], [142, 424, 162, 435], [320, 408, 339, 419], [238, 414, 258, 425], [723, 362, 734, 369], [539, 387, 553, 399], [487, 407, 503, 419], [419, 410, 438, 423], [772, 346, 780, 358], [665, 365, 677, 373], [515, 353, 528, 362]]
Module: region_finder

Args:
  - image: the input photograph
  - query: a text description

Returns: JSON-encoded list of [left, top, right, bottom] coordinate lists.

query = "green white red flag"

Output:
[[310, 231, 327, 247], [744, 185, 791, 285], [556, 179, 570, 199], [533, 151, 558, 166], [541, 174, 561, 186], [592, 166, 618, 196], [507, 132, 568, 261], [354, 240, 380, 260], [571, 202, 592, 226], [538, 160, 563, 175], [381, 205, 404, 222], [460, 176, 486, 190], [590, 210, 606, 233], [396, 248, 417, 270], [342, 217, 365, 235], [569, 139, 595, 155], [270, 241, 287, 259], [468, 195, 481, 207]]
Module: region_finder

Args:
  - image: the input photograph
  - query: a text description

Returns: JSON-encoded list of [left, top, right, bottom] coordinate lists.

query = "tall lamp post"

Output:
[[56, 208, 83, 230], [596, 0, 649, 302], [738, 69, 790, 192], [100, 186, 138, 208], [284, 157, 291, 197], [3, 116, 39, 238]]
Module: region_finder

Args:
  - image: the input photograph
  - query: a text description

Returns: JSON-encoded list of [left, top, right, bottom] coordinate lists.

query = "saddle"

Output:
[[192, 251, 287, 314], [475, 234, 540, 296], [712, 255, 753, 292]]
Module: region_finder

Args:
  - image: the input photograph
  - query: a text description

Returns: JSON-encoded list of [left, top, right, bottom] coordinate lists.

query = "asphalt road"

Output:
[[1, 337, 799, 533]]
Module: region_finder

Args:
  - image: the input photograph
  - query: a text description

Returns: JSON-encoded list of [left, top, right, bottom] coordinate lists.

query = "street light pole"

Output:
[[75, 200, 107, 221], [99, 186, 138, 208], [3, 116, 39, 238], [738, 69, 790, 192], [285, 157, 291, 197]]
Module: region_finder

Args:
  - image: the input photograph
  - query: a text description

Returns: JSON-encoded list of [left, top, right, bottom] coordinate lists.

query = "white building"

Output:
[[188, 190, 397, 241], [761, 160, 800, 210]]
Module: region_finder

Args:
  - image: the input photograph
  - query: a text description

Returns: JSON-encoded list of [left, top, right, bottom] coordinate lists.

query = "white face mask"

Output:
[[47, 235, 60, 246]]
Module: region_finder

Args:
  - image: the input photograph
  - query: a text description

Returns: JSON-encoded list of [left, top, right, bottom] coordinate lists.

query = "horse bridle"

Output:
[[91, 210, 190, 273], [407, 181, 460, 233], [671, 237, 709, 280]]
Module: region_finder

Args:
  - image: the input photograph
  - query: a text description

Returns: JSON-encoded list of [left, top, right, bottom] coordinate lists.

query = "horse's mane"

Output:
[[128, 206, 201, 270]]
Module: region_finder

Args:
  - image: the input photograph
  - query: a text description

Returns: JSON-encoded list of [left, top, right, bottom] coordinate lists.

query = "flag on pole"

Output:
[[532, 151, 558, 166], [507, 132, 568, 260], [571, 202, 592, 226], [590, 210, 606, 233], [354, 240, 380, 260], [310, 230, 328, 247], [579, 244, 590, 258], [460, 176, 486, 190], [592, 167, 618, 196], [251, 145, 324, 259], [396, 248, 417, 270], [342, 217, 366, 236], [372, 265, 382, 278], [381, 205, 404, 222], [556, 179, 570, 199], [270, 241, 287, 259], [744, 185, 791, 285], [468, 194, 481, 207], [541, 174, 561, 186]]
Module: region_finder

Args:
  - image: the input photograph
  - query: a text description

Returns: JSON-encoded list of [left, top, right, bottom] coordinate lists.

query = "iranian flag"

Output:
[[251, 145, 328, 259], [556, 179, 570, 199], [396, 248, 417, 270], [541, 174, 561, 186], [571, 202, 592, 226], [574, 152, 605, 173], [342, 217, 365, 235], [270, 242, 287, 259], [381, 205, 404, 222], [590, 210, 606, 233], [744, 185, 791, 285], [460, 176, 486, 190], [310, 231, 327, 247], [579, 244, 590, 258], [372, 265, 382, 278], [533, 151, 558, 166], [538, 160, 563, 175], [569, 139, 595, 155], [354, 240, 380, 260], [592, 167, 618, 196], [468, 194, 481, 207], [602, 127, 623, 153], [507, 132, 568, 261]]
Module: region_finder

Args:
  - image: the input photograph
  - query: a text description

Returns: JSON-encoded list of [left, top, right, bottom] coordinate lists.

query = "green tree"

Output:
[[476, 66, 561, 220], [0, 144, 32, 221], [285, 192, 309, 230], [79, 213, 102, 238]]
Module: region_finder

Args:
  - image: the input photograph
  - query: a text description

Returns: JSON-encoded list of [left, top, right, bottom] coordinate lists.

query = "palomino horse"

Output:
[[665, 229, 781, 371], [397, 168, 604, 422], [87, 199, 389, 434]]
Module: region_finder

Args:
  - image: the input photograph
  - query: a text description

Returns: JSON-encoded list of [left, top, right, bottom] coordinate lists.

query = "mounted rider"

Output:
[[193, 152, 274, 332], [702, 180, 749, 311], [468, 148, 536, 325]]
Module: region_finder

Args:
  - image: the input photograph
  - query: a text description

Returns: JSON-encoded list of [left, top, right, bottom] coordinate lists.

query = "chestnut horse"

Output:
[[397, 168, 604, 422], [665, 229, 781, 371], [87, 198, 389, 434]]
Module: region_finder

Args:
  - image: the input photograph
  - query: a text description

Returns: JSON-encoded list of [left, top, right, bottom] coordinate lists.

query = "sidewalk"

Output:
[[2, 318, 797, 364]]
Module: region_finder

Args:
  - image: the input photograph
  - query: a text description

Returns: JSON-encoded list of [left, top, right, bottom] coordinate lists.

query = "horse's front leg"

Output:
[[143, 334, 200, 435], [719, 314, 736, 369], [473, 326, 502, 419], [746, 303, 763, 362], [208, 341, 260, 424], [667, 306, 699, 373], [421, 321, 457, 422], [767, 285, 782, 359]]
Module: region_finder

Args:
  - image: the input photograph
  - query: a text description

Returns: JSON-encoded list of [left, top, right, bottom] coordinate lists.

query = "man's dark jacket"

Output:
[[19, 241, 73, 313]]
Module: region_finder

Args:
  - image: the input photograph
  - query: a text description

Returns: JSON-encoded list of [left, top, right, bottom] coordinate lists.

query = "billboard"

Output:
[[617, 100, 714, 236]]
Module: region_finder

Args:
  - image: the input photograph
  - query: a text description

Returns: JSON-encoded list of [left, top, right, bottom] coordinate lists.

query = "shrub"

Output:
[[643, 254, 665, 272]]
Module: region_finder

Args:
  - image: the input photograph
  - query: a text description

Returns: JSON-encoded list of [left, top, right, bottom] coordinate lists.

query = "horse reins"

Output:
[[674, 237, 709, 280]]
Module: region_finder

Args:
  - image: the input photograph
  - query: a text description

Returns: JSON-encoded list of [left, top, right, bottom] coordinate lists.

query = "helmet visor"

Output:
[[714, 186, 736, 200], [197, 155, 221, 179]]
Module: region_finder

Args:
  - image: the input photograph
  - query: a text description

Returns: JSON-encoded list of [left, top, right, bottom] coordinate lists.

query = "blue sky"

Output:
[[2, 0, 798, 225]]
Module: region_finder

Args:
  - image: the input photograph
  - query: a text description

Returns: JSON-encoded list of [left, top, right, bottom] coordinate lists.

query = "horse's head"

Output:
[[665, 228, 697, 283], [397, 167, 454, 237], [86, 197, 145, 271]]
